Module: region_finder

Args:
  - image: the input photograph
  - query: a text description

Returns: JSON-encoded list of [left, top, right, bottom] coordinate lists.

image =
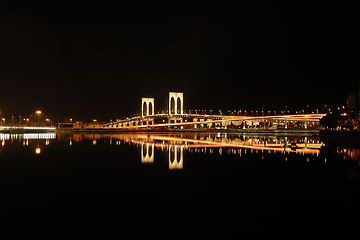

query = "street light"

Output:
[[36, 110, 42, 127]]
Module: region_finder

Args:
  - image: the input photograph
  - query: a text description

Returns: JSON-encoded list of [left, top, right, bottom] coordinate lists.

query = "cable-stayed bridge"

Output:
[[96, 92, 325, 131]]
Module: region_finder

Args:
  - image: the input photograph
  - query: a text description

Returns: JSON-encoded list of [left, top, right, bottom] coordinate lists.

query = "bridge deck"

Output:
[[99, 113, 326, 130]]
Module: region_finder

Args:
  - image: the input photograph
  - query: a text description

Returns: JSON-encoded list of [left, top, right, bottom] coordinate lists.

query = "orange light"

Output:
[[35, 147, 41, 154]]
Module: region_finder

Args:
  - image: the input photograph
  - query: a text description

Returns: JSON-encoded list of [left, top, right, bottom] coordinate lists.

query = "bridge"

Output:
[[93, 91, 326, 131], [0, 126, 57, 133]]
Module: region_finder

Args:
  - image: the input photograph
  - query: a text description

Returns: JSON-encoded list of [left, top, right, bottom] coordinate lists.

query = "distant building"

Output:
[[347, 92, 358, 110], [346, 81, 360, 110]]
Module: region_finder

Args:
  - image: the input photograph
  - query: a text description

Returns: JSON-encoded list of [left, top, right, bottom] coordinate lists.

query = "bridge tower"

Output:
[[169, 92, 183, 115], [142, 98, 154, 117]]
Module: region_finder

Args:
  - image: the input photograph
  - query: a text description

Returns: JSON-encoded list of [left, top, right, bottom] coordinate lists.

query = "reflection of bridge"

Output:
[[114, 132, 323, 155], [54, 132, 323, 169], [140, 143, 184, 169], [98, 92, 325, 131], [102, 132, 323, 169]]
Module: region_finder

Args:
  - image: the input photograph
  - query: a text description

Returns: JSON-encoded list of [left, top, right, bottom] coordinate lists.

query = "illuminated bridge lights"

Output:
[[99, 113, 326, 130]]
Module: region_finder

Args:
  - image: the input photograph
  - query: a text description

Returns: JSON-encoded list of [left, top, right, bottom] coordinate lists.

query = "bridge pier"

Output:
[[168, 116, 183, 124]]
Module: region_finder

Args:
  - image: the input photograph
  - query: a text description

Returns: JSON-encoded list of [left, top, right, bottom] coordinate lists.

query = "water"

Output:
[[0, 132, 360, 238]]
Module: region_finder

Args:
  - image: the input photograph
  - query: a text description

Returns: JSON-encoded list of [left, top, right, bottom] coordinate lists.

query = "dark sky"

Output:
[[0, 1, 359, 121]]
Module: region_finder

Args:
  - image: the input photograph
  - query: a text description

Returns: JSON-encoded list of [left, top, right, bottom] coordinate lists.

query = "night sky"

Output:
[[1, 1, 359, 121]]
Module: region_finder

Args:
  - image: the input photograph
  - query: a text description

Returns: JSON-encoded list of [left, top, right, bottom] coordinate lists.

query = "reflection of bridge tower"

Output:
[[141, 142, 154, 163], [169, 92, 183, 115], [168, 145, 183, 169], [142, 98, 154, 117]]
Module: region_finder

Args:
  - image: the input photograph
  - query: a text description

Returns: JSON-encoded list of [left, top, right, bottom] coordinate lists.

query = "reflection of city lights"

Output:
[[45, 133, 325, 166], [35, 147, 41, 154]]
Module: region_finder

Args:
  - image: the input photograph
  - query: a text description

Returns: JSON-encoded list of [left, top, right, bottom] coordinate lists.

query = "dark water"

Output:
[[0, 132, 360, 238]]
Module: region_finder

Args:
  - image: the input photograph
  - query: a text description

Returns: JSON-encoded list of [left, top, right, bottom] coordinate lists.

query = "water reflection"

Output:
[[1, 132, 360, 166], [0, 133, 56, 155], [35, 147, 41, 155], [58, 132, 327, 169], [169, 145, 183, 169], [325, 146, 360, 164], [2, 132, 360, 238], [141, 143, 154, 163], [339, 148, 360, 161]]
